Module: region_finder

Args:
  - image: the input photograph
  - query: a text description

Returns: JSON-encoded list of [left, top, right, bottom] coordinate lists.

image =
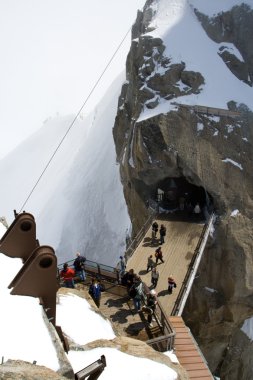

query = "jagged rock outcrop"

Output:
[[113, 1, 253, 379], [193, 3, 253, 85]]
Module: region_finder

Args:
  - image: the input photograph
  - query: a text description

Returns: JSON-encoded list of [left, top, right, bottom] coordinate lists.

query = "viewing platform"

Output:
[[58, 211, 215, 378], [126, 213, 204, 315]]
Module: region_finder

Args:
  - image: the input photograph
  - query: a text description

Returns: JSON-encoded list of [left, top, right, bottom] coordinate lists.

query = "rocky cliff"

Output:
[[113, 1, 253, 379]]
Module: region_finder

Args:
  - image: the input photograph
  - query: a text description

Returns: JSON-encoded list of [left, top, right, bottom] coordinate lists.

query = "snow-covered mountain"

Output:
[[0, 74, 130, 265], [112, 0, 253, 379], [1, 0, 253, 378]]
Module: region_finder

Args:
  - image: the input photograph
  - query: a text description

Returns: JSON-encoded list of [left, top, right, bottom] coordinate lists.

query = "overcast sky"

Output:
[[0, 0, 145, 158]]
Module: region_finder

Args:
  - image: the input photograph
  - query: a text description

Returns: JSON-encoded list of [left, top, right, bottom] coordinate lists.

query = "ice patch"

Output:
[[222, 158, 243, 170]]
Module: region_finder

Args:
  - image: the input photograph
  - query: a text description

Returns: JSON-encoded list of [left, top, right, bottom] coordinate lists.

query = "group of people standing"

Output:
[[146, 246, 164, 288], [151, 221, 167, 245], [60, 252, 86, 288], [148, 221, 177, 295], [120, 219, 177, 316], [123, 269, 157, 327], [59, 225, 177, 319]]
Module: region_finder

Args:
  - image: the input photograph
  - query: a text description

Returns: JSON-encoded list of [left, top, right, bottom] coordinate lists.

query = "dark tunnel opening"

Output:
[[150, 177, 213, 220]]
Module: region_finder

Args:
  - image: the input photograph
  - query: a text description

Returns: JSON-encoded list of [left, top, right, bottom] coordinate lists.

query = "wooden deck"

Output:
[[126, 214, 204, 315], [169, 316, 213, 379], [126, 213, 214, 379]]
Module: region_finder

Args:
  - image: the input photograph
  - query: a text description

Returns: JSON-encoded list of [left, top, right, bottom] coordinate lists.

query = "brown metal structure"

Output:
[[0, 212, 59, 325], [0, 212, 38, 261], [75, 355, 106, 380], [8, 245, 58, 324]]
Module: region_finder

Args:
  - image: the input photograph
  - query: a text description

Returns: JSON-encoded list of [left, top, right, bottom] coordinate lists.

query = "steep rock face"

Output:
[[113, 1, 253, 379], [193, 3, 253, 85]]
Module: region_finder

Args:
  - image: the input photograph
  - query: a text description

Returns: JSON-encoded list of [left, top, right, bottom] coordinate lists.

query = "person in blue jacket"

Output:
[[89, 278, 104, 308]]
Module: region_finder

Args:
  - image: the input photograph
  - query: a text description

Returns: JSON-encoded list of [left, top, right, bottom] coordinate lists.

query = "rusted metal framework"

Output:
[[0, 211, 109, 378], [0, 211, 69, 352]]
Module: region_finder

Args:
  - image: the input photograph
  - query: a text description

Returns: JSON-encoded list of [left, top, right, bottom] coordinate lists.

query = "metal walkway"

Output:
[[126, 213, 214, 379], [126, 214, 204, 315], [58, 211, 215, 378], [169, 316, 213, 379]]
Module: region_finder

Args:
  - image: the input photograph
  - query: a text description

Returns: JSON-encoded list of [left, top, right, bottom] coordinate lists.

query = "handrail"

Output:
[[146, 298, 176, 351], [58, 258, 120, 283], [172, 102, 241, 118], [103, 277, 176, 352], [57, 209, 185, 352], [125, 207, 157, 262], [58, 258, 115, 271], [171, 213, 215, 316]]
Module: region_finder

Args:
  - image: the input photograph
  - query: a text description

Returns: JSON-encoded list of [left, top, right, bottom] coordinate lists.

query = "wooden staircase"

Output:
[[169, 316, 213, 379]]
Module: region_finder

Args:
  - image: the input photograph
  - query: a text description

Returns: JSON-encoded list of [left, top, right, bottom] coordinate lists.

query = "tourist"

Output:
[[155, 246, 164, 264], [144, 290, 157, 327], [159, 224, 166, 244], [152, 221, 158, 237], [121, 269, 135, 290], [193, 203, 201, 219], [73, 252, 86, 282], [129, 276, 145, 312], [168, 275, 177, 294], [88, 278, 104, 308], [151, 267, 159, 288], [151, 229, 156, 245], [146, 255, 155, 272], [60, 263, 75, 288]]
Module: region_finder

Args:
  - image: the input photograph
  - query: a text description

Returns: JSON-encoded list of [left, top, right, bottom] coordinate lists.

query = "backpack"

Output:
[[129, 285, 137, 299]]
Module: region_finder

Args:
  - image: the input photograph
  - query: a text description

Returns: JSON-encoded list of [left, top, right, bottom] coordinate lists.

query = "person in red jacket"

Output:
[[60, 263, 75, 288]]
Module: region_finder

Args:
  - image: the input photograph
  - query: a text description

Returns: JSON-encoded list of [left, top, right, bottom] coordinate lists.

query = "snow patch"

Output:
[[205, 287, 218, 293], [226, 124, 235, 133], [218, 42, 244, 63], [222, 158, 243, 170], [230, 209, 239, 217], [241, 317, 253, 341], [197, 122, 204, 132]]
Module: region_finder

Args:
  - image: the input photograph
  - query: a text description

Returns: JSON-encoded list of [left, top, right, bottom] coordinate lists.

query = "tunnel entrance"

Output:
[[152, 177, 213, 219]]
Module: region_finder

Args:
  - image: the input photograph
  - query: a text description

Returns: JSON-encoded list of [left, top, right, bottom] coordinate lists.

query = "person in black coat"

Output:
[[73, 252, 86, 281], [152, 221, 159, 237], [159, 224, 166, 244]]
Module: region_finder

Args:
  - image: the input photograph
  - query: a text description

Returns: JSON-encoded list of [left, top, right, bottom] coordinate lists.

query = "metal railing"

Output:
[[125, 207, 157, 262], [172, 102, 241, 118], [58, 258, 120, 283], [58, 256, 176, 352], [146, 300, 176, 352], [171, 213, 215, 316]]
